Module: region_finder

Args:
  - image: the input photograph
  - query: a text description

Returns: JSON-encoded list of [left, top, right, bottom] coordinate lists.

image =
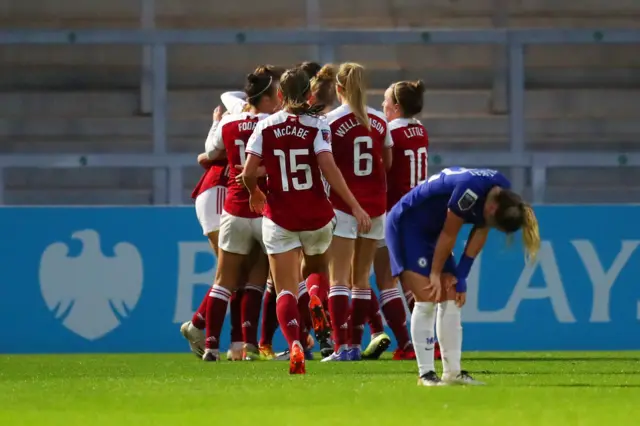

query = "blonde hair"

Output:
[[310, 64, 337, 107], [336, 62, 370, 130], [522, 205, 541, 263]]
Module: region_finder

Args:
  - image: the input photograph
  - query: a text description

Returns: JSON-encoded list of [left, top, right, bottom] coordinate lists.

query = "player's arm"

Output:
[[221, 91, 247, 114], [241, 154, 262, 193], [383, 125, 394, 171], [454, 226, 489, 293], [431, 210, 464, 278], [243, 122, 267, 205]]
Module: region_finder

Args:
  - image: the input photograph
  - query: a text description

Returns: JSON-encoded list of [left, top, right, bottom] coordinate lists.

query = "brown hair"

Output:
[[311, 64, 337, 107], [244, 65, 285, 107], [494, 189, 541, 262], [336, 62, 370, 130], [297, 61, 322, 80], [391, 80, 426, 117], [279, 67, 324, 116]]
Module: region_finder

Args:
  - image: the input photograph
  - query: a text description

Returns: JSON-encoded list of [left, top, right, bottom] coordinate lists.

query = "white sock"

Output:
[[436, 300, 462, 377], [411, 301, 437, 377]]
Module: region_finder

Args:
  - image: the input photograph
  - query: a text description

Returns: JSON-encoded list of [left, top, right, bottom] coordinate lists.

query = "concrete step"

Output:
[[2, 0, 639, 28], [2, 116, 638, 140], [546, 167, 640, 187]]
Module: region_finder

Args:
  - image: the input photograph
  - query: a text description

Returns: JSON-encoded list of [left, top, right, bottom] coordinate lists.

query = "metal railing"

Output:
[[1, 28, 639, 204]]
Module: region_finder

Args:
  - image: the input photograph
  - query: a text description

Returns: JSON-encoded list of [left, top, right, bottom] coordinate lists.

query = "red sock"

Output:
[[260, 281, 278, 346], [404, 290, 415, 314], [229, 289, 244, 343], [191, 289, 209, 330], [350, 289, 371, 347], [380, 288, 411, 350], [306, 273, 329, 305], [205, 285, 232, 350], [368, 289, 385, 335], [276, 291, 301, 349], [297, 282, 312, 349], [242, 284, 264, 347], [328, 285, 350, 349]]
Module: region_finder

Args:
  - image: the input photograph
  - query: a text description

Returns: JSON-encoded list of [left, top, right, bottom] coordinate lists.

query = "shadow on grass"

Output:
[[476, 370, 640, 376], [466, 357, 640, 362]]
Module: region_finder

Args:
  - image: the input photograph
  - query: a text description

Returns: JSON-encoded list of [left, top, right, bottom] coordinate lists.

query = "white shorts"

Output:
[[195, 186, 227, 235], [262, 217, 334, 256], [218, 210, 264, 255], [377, 238, 386, 249], [333, 209, 385, 240]]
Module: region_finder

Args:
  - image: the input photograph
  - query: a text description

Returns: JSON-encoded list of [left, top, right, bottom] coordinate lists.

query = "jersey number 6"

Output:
[[354, 136, 373, 177]]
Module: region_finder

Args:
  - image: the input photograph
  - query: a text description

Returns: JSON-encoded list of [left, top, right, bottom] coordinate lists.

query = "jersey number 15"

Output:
[[274, 149, 312, 192]]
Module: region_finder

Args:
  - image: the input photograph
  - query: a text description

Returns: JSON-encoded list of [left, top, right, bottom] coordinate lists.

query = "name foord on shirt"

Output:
[[238, 121, 257, 132], [335, 116, 385, 137], [274, 125, 310, 139]]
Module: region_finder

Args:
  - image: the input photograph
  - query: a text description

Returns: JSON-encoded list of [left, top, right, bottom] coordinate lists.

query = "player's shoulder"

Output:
[[366, 106, 387, 123], [255, 110, 287, 129], [389, 117, 422, 131], [326, 104, 351, 124]]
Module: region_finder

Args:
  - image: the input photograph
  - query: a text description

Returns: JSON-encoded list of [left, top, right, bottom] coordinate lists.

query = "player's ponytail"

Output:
[[494, 189, 540, 263], [336, 62, 370, 130], [521, 204, 541, 262], [279, 67, 324, 116]]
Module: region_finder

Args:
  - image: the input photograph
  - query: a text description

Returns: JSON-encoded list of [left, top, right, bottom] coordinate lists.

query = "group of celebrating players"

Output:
[[180, 61, 541, 386]]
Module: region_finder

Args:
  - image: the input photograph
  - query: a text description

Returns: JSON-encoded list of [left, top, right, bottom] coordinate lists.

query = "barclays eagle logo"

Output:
[[39, 229, 143, 340]]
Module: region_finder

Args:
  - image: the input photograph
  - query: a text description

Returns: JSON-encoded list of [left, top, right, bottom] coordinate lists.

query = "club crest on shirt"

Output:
[[321, 129, 331, 143], [417, 257, 428, 268], [457, 189, 478, 211]]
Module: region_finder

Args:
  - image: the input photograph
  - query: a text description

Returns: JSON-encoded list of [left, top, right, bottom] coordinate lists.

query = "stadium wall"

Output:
[[1, 205, 638, 354]]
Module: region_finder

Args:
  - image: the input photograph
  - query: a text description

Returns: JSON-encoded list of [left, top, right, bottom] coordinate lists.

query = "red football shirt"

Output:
[[192, 120, 229, 199], [387, 118, 429, 210], [211, 112, 269, 218], [246, 111, 334, 232], [326, 105, 393, 218]]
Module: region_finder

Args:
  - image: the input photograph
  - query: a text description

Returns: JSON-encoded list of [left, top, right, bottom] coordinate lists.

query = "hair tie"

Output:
[[247, 76, 273, 99]]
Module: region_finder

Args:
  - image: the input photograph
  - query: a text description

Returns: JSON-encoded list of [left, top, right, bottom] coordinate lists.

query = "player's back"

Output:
[[387, 118, 429, 210], [326, 104, 391, 218], [246, 111, 334, 232], [393, 167, 511, 235], [218, 112, 268, 218]]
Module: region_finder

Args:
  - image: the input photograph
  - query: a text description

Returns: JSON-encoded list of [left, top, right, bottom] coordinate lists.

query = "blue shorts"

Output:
[[385, 211, 456, 278]]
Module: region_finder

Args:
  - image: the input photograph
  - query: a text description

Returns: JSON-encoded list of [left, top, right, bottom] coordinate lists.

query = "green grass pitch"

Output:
[[1, 352, 640, 426]]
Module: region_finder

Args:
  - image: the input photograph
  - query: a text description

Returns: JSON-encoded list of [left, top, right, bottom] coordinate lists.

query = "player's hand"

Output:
[[352, 205, 372, 234], [213, 106, 223, 122], [249, 188, 266, 214], [427, 273, 442, 302], [234, 165, 266, 187], [455, 292, 466, 308], [197, 152, 212, 168]]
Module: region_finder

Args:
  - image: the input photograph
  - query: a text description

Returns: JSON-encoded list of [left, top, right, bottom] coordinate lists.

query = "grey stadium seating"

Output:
[[0, 0, 639, 204]]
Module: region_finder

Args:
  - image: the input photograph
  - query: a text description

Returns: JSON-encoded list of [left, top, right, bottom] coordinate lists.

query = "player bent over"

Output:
[[385, 167, 540, 385]]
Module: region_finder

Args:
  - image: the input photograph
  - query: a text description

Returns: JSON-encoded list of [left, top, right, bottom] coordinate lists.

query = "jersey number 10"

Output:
[[404, 147, 428, 188]]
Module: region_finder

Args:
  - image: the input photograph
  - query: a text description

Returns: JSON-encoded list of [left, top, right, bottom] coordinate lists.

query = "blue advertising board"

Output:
[[1, 206, 639, 354]]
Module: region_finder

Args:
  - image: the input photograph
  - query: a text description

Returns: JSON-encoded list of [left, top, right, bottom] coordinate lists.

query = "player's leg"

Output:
[[324, 211, 356, 361], [437, 270, 483, 386], [301, 252, 333, 358], [400, 270, 440, 386], [182, 186, 225, 357], [370, 243, 413, 361], [241, 242, 268, 360], [259, 272, 278, 359], [348, 234, 379, 360], [262, 217, 306, 374], [295, 252, 314, 357], [203, 210, 253, 361]]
